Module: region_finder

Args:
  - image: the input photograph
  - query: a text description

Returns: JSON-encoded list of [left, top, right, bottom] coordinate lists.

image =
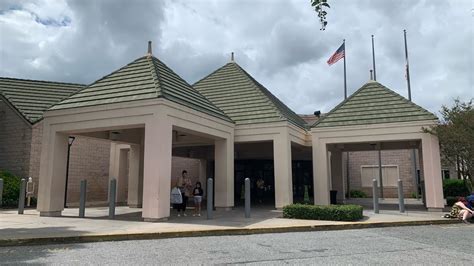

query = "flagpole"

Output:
[[343, 39, 349, 201], [404, 29, 419, 199], [343, 39, 347, 99], [371, 35, 377, 81], [404, 30, 412, 101]]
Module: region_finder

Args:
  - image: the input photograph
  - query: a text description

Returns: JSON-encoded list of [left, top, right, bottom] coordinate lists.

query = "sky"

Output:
[[0, 0, 472, 116]]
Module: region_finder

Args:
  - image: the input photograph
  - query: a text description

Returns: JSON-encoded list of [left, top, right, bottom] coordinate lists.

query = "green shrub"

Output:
[[349, 190, 368, 198], [443, 179, 470, 197], [446, 196, 457, 207], [0, 170, 21, 207], [283, 203, 363, 221]]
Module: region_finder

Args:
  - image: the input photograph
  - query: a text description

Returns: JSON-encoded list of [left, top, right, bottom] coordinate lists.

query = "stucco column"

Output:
[[313, 139, 330, 205], [330, 150, 344, 202], [109, 143, 129, 203], [421, 134, 444, 210], [37, 129, 68, 216], [116, 149, 129, 203], [142, 115, 172, 221], [214, 138, 234, 209], [109, 143, 118, 181], [128, 144, 142, 208], [273, 133, 293, 208]]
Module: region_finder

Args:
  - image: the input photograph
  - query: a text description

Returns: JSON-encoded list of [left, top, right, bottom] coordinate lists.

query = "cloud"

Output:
[[0, 0, 165, 83], [0, 0, 472, 116]]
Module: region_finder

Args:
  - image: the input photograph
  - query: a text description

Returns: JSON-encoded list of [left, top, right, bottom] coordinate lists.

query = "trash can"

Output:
[[330, 190, 338, 205]]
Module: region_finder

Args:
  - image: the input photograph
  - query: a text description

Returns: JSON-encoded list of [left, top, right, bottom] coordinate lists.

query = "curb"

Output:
[[0, 219, 460, 247]]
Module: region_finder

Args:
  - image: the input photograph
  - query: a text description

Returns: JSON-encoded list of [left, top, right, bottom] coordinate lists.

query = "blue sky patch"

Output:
[[0, 5, 71, 27], [34, 14, 71, 27]]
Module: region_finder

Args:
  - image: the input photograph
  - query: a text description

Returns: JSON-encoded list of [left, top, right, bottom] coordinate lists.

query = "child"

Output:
[[193, 182, 204, 217]]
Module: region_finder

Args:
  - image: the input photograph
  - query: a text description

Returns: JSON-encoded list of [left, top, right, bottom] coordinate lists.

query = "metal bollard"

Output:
[[245, 178, 251, 218], [109, 179, 116, 219], [0, 178, 3, 208], [18, 178, 26, 214], [79, 180, 87, 218], [372, 178, 379, 214], [420, 181, 426, 206], [207, 178, 213, 219], [397, 179, 405, 213]]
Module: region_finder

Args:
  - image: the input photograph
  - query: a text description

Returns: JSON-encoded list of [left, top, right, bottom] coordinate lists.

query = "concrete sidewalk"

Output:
[[0, 207, 461, 246]]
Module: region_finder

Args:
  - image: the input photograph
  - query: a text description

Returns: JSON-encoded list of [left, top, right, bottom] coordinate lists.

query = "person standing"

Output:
[[180, 170, 192, 216], [193, 182, 204, 216]]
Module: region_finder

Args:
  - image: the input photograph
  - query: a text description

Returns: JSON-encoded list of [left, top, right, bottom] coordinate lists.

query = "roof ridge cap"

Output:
[[152, 57, 232, 122], [312, 82, 371, 127], [49, 56, 148, 110], [232, 64, 309, 129], [313, 81, 437, 128], [232, 63, 285, 120], [0, 91, 34, 124], [148, 57, 164, 98], [192, 62, 235, 86], [376, 82, 437, 117]]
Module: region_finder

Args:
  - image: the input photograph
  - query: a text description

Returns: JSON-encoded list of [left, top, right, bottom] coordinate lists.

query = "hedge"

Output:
[[348, 190, 368, 198], [283, 204, 364, 221], [443, 179, 470, 197], [446, 196, 457, 207], [0, 170, 21, 207]]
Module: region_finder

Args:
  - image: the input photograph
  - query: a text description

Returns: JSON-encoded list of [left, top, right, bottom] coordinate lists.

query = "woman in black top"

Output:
[[193, 182, 204, 217]]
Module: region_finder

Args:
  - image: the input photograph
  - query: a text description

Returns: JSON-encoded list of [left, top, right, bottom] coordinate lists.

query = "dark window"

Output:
[[442, 169, 450, 179]]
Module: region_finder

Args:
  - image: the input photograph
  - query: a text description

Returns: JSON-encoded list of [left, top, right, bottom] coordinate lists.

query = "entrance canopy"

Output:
[[310, 80, 444, 211], [37, 50, 235, 221]]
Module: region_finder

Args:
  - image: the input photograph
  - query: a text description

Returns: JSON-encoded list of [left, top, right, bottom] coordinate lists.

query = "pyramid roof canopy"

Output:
[[0, 77, 84, 124], [193, 62, 307, 129], [51, 56, 232, 123], [313, 80, 438, 128]]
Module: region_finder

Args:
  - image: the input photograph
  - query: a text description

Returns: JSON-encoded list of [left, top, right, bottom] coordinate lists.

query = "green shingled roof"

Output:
[[0, 77, 84, 124], [193, 62, 307, 129], [313, 81, 438, 128], [50, 56, 232, 123]]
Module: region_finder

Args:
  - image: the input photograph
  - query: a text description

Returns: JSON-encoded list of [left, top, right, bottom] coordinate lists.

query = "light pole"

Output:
[[64, 136, 75, 208]]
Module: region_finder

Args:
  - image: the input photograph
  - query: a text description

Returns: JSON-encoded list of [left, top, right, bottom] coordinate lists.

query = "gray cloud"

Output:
[[0, 0, 165, 83], [0, 0, 472, 116]]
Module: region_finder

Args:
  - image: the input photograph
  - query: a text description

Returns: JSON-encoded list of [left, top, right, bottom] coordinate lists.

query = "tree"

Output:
[[425, 99, 474, 182], [311, 0, 330, 30]]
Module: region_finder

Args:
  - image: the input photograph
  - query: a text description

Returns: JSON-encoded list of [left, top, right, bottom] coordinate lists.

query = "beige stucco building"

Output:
[[1, 45, 446, 221]]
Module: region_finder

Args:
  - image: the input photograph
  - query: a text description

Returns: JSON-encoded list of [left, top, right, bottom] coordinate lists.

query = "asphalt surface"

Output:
[[1, 224, 472, 265]]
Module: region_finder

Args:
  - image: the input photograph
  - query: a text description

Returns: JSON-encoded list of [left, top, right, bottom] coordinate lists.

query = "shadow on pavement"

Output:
[[58, 206, 283, 228], [0, 227, 87, 264], [165, 206, 283, 227]]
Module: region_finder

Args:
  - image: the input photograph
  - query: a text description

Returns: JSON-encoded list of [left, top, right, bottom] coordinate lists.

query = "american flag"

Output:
[[327, 43, 345, 66]]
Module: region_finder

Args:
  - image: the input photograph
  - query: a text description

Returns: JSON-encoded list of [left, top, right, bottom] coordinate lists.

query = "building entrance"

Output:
[[292, 160, 314, 204], [234, 159, 314, 206], [234, 160, 275, 206]]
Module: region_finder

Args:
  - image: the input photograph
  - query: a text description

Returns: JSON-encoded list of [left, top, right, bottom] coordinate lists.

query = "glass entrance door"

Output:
[[234, 160, 275, 206]]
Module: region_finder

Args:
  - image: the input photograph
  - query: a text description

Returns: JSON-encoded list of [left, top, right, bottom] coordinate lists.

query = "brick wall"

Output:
[[346, 149, 418, 198], [28, 121, 43, 194], [171, 156, 201, 187], [27, 121, 111, 203], [0, 100, 32, 178], [66, 137, 111, 203]]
